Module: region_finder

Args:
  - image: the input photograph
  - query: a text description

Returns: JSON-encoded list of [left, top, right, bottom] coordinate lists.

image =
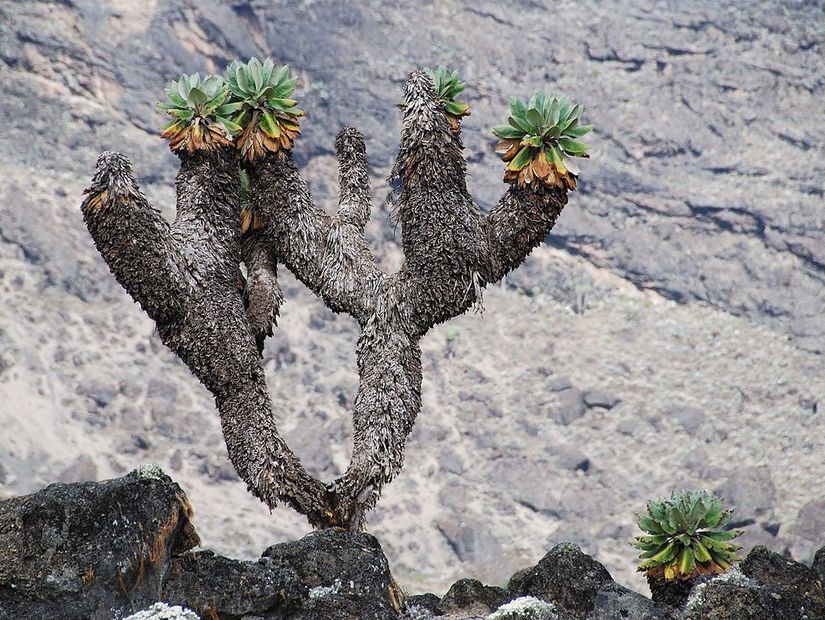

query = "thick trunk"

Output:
[[647, 573, 701, 611], [329, 319, 423, 528], [82, 149, 329, 526]]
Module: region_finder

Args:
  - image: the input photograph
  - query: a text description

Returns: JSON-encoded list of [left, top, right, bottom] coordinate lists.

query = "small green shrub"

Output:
[[630, 490, 743, 581]]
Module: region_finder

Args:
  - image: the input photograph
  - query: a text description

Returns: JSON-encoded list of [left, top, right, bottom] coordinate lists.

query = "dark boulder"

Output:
[[262, 528, 404, 620], [507, 543, 613, 619], [162, 551, 306, 619], [681, 575, 797, 620], [590, 582, 676, 619], [434, 578, 506, 616], [0, 465, 199, 620], [740, 545, 825, 617], [405, 592, 440, 615]]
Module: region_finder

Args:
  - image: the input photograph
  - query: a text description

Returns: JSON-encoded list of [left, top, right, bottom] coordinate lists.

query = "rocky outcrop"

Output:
[[0, 465, 199, 620], [0, 468, 401, 620], [2, 469, 825, 620], [507, 543, 613, 619]]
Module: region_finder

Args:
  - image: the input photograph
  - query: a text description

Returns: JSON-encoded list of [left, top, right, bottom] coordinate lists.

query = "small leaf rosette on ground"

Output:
[[158, 73, 241, 153], [225, 57, 304, 162], [493, 92, 592, 190], [425, 65, 471, 133], [630, 490, 743, 581]]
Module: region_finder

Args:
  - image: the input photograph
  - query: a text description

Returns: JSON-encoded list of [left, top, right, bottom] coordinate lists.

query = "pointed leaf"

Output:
[[507, 145, 532, 171], [249, 57, 263, 90], [558, 138, 590, 156], [693, 540, 712, 563], [550, 145, 568, 175], [638, 515, 666, 535], [549, 98, 560, 125], [493, 125, 525, 140], [177, 77, 190, 101], [259, 110, 282, 138], [274, 65, 290, 86], [216, 101, 245, 116], [509, 96, 528, 119], [567, 104, 583, 122], [562, 153, 581, 176], [509, 114, 533, 133], [445, 100, 469, 116], [678, 547, 696, 577], [520, 135, 543, 147], [189, 87, 208, 107], [557, 96, 571, 124], [171, 108, 194, 121], [566, 124, 593, 138], [237, 66, 251, 93], [526, 108, 543, 130]]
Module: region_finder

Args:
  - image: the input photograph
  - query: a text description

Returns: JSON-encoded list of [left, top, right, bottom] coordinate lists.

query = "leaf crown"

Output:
[[493, 91, 592, 190], [630, 490, 743, 581], [225, 57, 304, 160], [158, 59, 303, 159], [158, 73, 240, 152], [425, 65, 471, 120]]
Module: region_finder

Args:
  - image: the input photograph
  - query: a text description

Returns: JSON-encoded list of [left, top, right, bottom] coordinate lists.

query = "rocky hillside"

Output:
[[1, 0, 824, 595]]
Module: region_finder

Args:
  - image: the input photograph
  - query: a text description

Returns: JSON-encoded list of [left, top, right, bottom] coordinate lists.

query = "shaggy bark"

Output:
[[82, 149, 329, 526], [242, 231, 283, 353], [83, 70, 570, 529]]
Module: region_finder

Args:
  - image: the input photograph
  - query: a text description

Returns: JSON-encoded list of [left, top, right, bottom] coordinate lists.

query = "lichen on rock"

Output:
[[488, 596, 560, 620], [124, 602, 199, 620], [132, 463, 168, 481]]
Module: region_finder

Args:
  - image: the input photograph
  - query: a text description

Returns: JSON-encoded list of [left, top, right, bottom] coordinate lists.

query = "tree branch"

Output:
[[247, 136, 386, 325], [391, 71, 491, 335], [391, 71, 568, 336], [81, 152, 186, 327], [242, 231, 283, 354], [335, 127, 372, 231], [483, 185, 568, 281]]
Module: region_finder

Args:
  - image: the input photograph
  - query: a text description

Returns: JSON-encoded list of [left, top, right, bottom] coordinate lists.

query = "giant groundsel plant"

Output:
[[631, 490, 743, 581], [82, 61, 594, 530]]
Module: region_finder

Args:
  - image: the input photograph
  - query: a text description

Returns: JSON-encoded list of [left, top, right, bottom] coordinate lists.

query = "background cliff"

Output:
[[0, 0, 823, 594]]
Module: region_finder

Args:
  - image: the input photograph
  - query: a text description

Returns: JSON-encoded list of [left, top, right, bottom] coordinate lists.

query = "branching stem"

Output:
[[83, 70, 569, 529]]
